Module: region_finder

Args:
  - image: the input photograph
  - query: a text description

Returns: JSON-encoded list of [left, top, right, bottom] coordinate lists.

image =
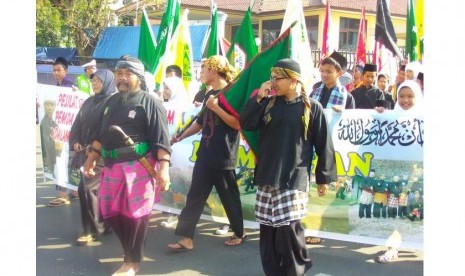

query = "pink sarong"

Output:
[[99, 154, 159, 219]]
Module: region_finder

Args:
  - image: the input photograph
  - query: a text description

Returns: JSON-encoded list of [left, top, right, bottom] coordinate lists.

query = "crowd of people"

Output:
[[38, 51, 423, 275]]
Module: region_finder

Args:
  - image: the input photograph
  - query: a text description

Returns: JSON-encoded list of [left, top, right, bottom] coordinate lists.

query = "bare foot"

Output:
[[111, 262, 139, 276], [167, 237, 193, 250]]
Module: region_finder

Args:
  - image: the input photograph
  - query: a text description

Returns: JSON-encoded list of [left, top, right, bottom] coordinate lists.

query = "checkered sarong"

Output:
[[388, 196, 399, 208], [99, 154, 157, 219], [255, 186, 308, 227]]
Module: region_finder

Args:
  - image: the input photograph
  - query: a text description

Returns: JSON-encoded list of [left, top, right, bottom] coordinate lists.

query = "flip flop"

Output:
[[224, 234, 247, 246], [48, 197, 70, 207], [305, 237, 322, 245], [167, 241, 193, 251]]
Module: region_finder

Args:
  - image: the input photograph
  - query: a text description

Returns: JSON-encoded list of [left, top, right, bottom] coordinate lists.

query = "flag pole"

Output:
[[249, 0, 256, 8]]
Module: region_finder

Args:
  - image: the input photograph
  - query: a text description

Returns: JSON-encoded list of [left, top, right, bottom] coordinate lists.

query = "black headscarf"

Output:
[[91, 69, 116, 100]]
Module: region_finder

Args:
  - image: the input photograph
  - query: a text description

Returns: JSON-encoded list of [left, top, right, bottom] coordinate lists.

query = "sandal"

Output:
[[167, 241, 193, 251], [305, 236, 322, 245], [224, 234, 247, 246], [376, 249, 398, 264], [48, 197, 70, 207], [76, 234, 95, 246]]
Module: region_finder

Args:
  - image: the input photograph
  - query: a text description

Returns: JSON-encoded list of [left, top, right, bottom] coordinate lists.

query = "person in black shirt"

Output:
[[83, 56, 171, 275], [240, 58, 337, 276], [167, 55, 246, 251], [351, 64, 386, 109]]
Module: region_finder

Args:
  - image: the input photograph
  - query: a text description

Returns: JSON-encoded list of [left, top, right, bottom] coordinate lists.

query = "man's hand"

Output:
[[205, 95, 220, 112], [257, 81, 272, 102]]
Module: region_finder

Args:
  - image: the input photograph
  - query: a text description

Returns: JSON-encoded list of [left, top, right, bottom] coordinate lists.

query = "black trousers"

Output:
[[78, 166, 106, 236], [259, 221, 312, 276], [373, 202, 387, 218], [359, 203, 372, 218], [175, 162, 244, 239], [106, 214, 149, 263]]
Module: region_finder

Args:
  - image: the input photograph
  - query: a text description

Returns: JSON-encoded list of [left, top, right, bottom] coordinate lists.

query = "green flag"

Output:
[[219, 24, 294, 154], [226, 7, 258, 71], [205, 6, 219, 57], [151, 0, 180, 74], [406, 0, 418, 61], [138, 9, 157, 73]]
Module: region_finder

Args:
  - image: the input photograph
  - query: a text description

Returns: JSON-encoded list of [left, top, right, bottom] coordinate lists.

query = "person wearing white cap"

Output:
[[76, 59, 97, 94]]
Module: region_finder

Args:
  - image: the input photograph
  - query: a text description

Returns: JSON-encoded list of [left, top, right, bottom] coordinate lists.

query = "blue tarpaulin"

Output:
[[93, 24, 208, 62], [36, 47, 79, 65]]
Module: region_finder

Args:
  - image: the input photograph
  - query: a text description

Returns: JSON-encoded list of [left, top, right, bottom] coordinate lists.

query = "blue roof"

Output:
[[93, 24, 208, 62]]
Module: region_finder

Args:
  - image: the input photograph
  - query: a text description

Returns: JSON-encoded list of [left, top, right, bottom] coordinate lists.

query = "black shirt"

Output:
[[96, 90, 171, 156], [240, 95, 337, 191], [351, 85, 385, 109], [195, 89, 240, 170]]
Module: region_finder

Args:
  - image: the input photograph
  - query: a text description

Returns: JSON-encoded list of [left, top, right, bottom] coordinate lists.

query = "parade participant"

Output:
[[76, 59, 97, 95], [351, 64, 386, 109], [310, 51, 355, 111], [167, 55, 246, 251], [377, 74, 394, 109], [389, 64, 406, 103], [83, 55, 171, 276], [240, 58, 337, 276], [48, 56, 79, 206], [52, 57, 76, 87], [69, 69, 115, 245]]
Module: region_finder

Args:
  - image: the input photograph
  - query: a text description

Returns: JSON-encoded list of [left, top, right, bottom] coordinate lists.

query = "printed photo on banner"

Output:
[[37, 84, 89, 190]]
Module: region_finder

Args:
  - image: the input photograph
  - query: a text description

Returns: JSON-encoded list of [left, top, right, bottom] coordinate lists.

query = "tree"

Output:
[[37, 0, 164, 61], [36, 0, 65, 47]]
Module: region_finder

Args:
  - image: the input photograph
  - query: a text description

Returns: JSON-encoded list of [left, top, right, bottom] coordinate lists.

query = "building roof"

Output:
[[178, 0, 407, 16], [92, 24, 209, 61]]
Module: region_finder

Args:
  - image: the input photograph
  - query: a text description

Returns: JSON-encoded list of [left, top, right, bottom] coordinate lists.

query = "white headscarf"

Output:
[[394, 80, 423, 111], [405, 61, 422, 80]]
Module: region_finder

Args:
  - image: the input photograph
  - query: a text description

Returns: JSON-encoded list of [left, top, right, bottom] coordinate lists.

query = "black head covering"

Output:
[[363, 64, 377, 72], [274, 58, 301, 74], [91, 69, 116, 100], [417, 72, 423, 82], [54, 57, 68, 69], [329, 51, 348, 71], [115, 55, 148, 92]]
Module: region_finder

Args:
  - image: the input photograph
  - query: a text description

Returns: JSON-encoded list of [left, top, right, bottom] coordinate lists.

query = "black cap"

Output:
[[274, 58, 301, 74], [363, 64, 377, 72], [329, 51, 348, 71], [54, 57, 68, 69]]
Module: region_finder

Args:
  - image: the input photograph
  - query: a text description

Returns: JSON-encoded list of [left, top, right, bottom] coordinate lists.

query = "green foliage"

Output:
[[36, 0, 165, 60], [36, 0, 64, 47]]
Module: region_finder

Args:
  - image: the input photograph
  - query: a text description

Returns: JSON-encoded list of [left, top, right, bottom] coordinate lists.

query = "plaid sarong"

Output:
[[99, 154, 158, 219], [388, 195, 399, 208], [255, 186, 308, 227]]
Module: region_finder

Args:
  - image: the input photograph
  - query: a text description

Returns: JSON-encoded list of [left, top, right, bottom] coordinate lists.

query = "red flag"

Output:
[[321, 0, 331, 58], [356, 6, 367, 66], [373, 40, 384, 72]]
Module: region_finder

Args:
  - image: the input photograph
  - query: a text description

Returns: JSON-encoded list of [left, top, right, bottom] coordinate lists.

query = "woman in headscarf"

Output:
[[69, 69, 116, 245], [393, 80, 423, 112]]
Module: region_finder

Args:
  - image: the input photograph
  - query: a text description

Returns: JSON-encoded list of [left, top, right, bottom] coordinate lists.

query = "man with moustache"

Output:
[[83, 55, 171, 276]]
